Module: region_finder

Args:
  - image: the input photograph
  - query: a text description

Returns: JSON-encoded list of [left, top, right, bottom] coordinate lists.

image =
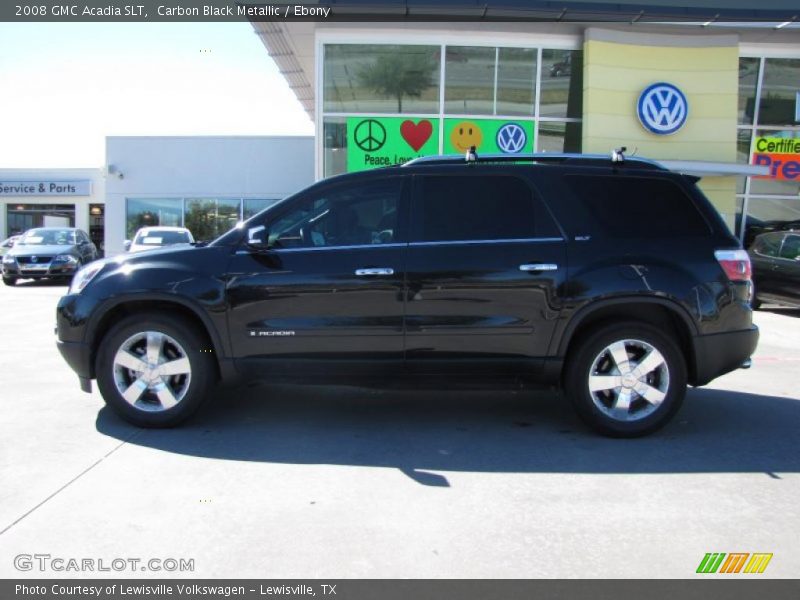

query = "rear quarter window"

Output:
[[563, 175, 711, 237]]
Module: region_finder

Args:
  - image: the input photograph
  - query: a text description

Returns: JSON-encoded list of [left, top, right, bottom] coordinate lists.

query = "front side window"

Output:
[[267, 178, 404, 249], [414, 175, 549, 242]]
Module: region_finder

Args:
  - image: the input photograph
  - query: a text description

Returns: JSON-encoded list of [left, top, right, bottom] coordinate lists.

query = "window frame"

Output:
[[409, 171, 560, 245], [257, 174, 411, 252]]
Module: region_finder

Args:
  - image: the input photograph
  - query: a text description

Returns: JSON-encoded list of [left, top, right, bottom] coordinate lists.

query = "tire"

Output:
[[2, 276, 16, 286], [95, 312, 216, 427], [564, 322, 687, 437]]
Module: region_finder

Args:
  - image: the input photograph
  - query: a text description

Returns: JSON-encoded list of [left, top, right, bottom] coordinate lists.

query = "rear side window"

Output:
[[753, 234, 782, 257], [414, 175, 557, 242], [564, 175, 710, 237]]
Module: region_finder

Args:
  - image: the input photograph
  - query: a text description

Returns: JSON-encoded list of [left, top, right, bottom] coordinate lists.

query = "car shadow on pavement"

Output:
[[96, 384, 800, 486]]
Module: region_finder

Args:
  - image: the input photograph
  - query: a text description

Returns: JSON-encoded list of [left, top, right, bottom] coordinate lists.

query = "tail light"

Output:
[[714, 249, 752, 282]]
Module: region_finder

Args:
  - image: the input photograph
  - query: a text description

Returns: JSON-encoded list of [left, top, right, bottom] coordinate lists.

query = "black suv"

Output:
[[56, 154, 758, 437]]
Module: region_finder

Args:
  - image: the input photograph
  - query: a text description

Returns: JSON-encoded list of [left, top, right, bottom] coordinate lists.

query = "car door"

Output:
[[76, 230, 94, 262], [750, 233, 783, 299], [774, 234, 800, 305], [225, 174, 409, 377], [404, 169, 567, 374]]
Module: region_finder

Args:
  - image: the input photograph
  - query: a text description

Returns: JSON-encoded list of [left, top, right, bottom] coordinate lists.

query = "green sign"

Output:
[[443, 118, 534, 155], [347, 117, 439, 172]]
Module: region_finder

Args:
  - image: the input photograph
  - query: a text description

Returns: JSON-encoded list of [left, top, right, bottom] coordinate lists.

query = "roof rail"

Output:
[[402, 152, 667, 170]]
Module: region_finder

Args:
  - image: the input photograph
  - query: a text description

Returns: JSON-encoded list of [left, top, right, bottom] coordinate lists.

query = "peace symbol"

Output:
[[354, 119, 387, 152]]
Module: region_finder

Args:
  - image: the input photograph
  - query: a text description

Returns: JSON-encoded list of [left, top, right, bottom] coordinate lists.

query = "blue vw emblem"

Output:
[[30, 256, 38, 263], [638, 82, 688, 135], [496, 123, 527, 154]]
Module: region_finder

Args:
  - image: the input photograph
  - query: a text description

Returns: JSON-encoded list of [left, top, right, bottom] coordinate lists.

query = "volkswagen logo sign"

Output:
[[496, 123, 527, 154], [30, 256, 38, 263], [637, 82, 688, 135]]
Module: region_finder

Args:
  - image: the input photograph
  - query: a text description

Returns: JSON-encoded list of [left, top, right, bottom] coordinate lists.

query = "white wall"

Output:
[[105, 136, 314, 255], [0, 168, 104, 241]]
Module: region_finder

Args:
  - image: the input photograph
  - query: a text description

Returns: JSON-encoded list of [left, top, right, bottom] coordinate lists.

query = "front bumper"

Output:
[[4, 262, 78, 278], [691, 326, 759, 386]]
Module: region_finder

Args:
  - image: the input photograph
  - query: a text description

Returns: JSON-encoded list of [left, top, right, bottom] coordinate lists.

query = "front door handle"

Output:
[[519, 263, 558, 272], [355, 268, 395, 276]]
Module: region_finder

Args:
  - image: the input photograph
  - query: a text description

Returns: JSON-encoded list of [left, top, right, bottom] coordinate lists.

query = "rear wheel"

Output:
[[565, 322, 687, 437], [96, 312, 215, 427], [2, 275, 16, 286]]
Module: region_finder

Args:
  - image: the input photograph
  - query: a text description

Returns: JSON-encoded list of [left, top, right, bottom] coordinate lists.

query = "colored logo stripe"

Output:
[[697, 553, 726, 573], [697, 553, 773, 574], [744, 553, 773, 574]]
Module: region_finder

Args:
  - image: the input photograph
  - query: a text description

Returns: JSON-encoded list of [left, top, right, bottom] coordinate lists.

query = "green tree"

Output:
[[357, 52, 435, 112]]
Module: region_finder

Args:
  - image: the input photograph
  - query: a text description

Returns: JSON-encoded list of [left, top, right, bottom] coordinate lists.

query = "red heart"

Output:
[[400, 120, 433, 152]]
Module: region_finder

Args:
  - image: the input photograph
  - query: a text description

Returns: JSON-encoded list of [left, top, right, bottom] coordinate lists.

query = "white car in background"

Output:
[[125, 227, 195, 253]]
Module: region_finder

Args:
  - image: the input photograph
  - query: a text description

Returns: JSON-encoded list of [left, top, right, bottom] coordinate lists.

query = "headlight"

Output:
[[54, 254, 79, 264], [69, 262, 104, 294], [2, 255, 15, 264]]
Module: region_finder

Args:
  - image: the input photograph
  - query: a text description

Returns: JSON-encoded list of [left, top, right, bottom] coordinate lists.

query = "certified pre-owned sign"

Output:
[[0, 180, 92, 196], [637, 82, 689, 135]]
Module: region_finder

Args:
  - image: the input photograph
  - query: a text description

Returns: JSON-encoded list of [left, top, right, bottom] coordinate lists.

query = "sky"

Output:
[[0, 22, 314, 168]]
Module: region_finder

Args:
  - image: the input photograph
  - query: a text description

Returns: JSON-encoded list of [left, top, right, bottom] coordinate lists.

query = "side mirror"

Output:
[[123, 240, 132, 251], [246, 225, 271, 252]]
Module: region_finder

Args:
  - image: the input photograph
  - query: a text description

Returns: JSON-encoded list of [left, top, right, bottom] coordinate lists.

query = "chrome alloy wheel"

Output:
[[112, 331, 192, 412], [587, 338, 670, 422]]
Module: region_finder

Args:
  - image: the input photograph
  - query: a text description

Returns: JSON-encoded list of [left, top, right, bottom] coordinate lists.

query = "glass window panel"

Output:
[[243, 199, 279, 220], [323, 117, 348, 178], [323, 44, 439, 114], [779, 234, 800, 260], [126, 198, 182, 240], [750, 129, 800, 195], [758, 58, 800, 126], [738, 57, 760, 125], [537, 121, 582, 153], [496, 47, 536, 116], [737, 128, 752, 193], [747, 196, 800, 226], [268, 178, 403, 248], [416, 175, 539, 242], [540, 49, 583, 119], [444, 46, 496, 115], [564, 175, 710, 238], [184, 198, 241, 242]]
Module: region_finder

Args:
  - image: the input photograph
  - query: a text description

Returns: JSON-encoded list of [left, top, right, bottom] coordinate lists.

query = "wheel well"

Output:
[[89, 300, 220, 380], [562, 302, 696, 382]]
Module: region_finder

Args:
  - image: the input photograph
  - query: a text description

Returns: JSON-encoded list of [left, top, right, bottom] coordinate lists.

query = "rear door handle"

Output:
[[519, 263, 558, 272], [355, 268, 395, 276]]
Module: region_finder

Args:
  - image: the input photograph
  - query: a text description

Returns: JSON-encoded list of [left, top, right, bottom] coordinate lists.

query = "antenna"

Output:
[[611, 147, 627, 164], [465, 146, 478, 163]]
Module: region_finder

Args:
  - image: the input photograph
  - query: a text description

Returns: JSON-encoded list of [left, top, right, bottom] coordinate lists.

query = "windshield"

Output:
[[19, 229, 75, 246], [134, 230, 193, 245]]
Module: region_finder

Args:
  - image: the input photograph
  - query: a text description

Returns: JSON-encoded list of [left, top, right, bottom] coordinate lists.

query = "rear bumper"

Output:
[[691, 326, 759, 386]]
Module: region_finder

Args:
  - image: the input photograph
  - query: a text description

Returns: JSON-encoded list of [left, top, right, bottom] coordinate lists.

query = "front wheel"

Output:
[[564, 322, 687, 437], [96, 313, 216, 427], [2, 275, 16, 286]]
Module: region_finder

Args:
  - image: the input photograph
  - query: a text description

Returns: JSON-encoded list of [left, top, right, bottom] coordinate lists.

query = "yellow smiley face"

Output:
[[450, 121, 483, 153]]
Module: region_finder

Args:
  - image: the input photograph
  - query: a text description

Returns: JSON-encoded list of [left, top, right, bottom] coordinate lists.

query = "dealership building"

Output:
[[251, 7, 800, 236], [1, 3, 798, 252]]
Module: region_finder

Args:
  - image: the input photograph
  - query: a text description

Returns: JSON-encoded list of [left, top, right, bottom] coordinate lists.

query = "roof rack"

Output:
[[402, 151, 667, 171]]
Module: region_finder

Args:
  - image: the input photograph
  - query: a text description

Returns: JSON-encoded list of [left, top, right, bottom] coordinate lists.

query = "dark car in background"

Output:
[[749, 231, 800, 309], [2, 227, 98, 286]]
